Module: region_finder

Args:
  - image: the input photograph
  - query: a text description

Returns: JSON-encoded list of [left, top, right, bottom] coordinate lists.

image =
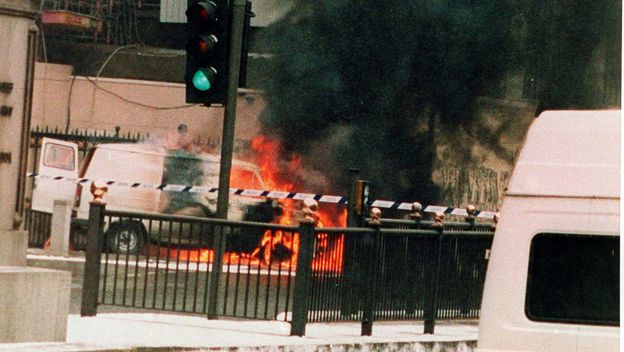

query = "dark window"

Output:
[[526, 233, 619, 326]]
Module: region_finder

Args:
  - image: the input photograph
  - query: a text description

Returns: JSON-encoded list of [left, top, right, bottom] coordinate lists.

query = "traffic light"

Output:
[[185, 0, 230, 106]]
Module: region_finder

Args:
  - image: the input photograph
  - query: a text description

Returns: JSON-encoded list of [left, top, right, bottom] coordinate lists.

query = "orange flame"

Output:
[[159, 135, 347, 272], [249, 136, 346, 272], [311, 206, 347, 272]]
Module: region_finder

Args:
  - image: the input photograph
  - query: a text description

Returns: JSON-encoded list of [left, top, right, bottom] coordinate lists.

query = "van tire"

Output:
[[107, 222, 145, 254]]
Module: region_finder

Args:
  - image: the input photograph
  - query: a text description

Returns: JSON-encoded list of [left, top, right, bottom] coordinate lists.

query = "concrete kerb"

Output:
[[0, 341, 477, 352], [0, 343, 477, 352], [0, 313, 478, 352]]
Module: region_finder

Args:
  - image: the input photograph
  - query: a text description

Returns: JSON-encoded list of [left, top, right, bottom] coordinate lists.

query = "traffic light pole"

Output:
[[209, 0, 246, 318], [216, 0, 246, 220]]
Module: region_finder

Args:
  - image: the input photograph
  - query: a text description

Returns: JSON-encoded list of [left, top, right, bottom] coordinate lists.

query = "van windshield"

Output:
[[230, 167, 263, 190]]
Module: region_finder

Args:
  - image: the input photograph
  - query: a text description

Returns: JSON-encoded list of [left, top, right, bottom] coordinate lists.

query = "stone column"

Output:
[[0, 0, 38, 265], [0, 4, 72, 344]]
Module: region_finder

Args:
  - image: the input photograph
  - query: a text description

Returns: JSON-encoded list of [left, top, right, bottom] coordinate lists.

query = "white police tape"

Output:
[[28, 173, 497, 219], [369, 200, 496, 219]]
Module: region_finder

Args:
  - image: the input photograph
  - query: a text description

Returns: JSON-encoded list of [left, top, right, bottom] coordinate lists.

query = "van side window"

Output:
[[43, 143, 75, 171], [525, 233, 619, 326]]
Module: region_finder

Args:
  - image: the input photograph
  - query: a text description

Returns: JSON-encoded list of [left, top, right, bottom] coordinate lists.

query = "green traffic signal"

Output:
[[192, 68, 217, 91], [185, 0, 229, 105]]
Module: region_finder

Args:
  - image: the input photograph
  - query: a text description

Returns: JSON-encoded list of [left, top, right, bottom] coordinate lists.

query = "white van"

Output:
[[476, 110, 620, 352], [31, 138, 280, 253]]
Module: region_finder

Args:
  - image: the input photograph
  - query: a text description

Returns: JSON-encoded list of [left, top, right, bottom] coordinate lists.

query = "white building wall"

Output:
[[32, 62, 265, 147], [158, 0, 294, 26], [159, 0, 186, 23]]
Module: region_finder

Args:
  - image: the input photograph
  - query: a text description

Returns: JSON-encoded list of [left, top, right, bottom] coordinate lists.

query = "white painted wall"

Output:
[[32, 62, 265, 147]]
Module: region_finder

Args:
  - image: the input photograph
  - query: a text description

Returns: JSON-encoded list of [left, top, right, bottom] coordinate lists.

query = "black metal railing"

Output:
[[30, 125, 145, 166], [81, 201, 494, 336], [300, 224, 492, 331], [24, 207, 88, 250], [24, 208, 53, 248], [83, 209, 300, 319]]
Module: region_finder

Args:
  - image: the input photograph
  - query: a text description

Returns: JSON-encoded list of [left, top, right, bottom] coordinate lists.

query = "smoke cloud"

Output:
[[257, 1, 517, 204]]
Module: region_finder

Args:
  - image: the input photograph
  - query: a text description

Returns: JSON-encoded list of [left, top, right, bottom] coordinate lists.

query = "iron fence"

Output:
[[30, 125, 145, 165], [24, 207, 89, 250], [302, 224, 492, 333], [80, 200, 494, 336], [84, 209, 299, 320], [24, 208, 52, 248]]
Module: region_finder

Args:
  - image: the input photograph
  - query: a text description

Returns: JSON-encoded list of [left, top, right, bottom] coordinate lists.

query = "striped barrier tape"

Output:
[[28, 173, 497, 219]]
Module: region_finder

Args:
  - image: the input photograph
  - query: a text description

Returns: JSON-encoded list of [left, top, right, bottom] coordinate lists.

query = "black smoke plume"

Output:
[[257, 1, 516, 204]]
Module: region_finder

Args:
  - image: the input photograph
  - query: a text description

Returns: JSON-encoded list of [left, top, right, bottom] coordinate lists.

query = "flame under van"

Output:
[[31, 138, 279, 254], [476, 110, 620, 352]]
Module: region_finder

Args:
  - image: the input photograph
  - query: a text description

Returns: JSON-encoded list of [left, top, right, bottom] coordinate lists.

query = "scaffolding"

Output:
[[39, 0, 160, 45]]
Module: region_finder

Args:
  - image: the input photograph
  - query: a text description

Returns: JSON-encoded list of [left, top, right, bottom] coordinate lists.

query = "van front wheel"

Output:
[[107, 222, 145, 254]]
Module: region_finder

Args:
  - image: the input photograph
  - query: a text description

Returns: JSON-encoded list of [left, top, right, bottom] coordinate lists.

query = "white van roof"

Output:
[[506, 110, 620, 199], [96, 143, 261, 169]]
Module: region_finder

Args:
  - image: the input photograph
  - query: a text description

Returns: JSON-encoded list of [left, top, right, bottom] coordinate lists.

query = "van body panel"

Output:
[[476, 110, 620, 352], [31, 138, 79, 212], [33, 139, 271, 224], [76, 146, 165, 219], [576, 323, 620, 352], [506, 110, 620, 198], [477, 196, 618, 352]]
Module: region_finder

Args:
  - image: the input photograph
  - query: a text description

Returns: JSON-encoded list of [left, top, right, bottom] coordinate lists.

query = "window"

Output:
[[526, 233, 619, 326], [43, 143, 75, 171], [230, 167, 263, 190]]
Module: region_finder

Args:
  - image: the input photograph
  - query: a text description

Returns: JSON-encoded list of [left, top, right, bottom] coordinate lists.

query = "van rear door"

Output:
[[31, 138, 79, 213]]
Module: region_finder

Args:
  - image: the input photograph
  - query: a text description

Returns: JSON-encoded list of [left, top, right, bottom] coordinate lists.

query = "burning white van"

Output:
[[31, 138, 280, 253]]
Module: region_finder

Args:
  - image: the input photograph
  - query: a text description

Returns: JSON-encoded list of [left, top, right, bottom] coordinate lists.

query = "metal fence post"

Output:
[[423, 212, 445, 334], [361, 207, 381, 336], [347, 168, 360, 228], [290, 199, 317, 336], [409, 202, 423, 229], [207, 227, 225, 318], [80, 182, 108, 317], [340, 173, 368, 317], [460, 204, 476, 316]]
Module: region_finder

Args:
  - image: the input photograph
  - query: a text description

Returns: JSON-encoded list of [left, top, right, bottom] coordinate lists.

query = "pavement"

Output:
[[0, 250, 480, 352]]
